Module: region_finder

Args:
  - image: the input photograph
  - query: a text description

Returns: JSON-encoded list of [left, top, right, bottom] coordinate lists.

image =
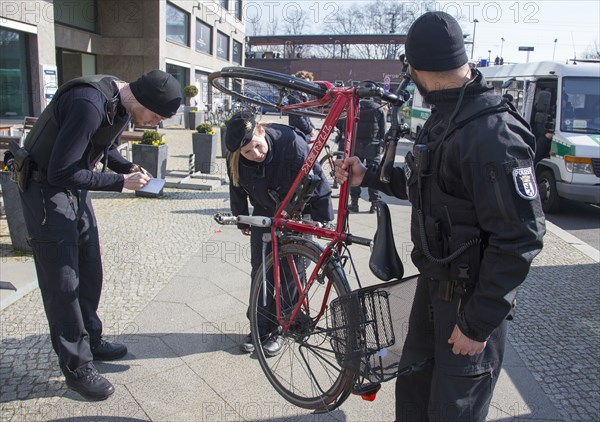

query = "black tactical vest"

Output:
[[24, 75, 130, 174], [406, 96, 528, 284]]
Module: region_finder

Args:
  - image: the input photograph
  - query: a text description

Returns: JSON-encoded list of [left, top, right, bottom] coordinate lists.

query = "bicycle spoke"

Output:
[[249, 241, 354, 410]]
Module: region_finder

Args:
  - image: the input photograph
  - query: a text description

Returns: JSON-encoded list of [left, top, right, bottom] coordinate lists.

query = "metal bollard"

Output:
[[189, 153, 195, 175]]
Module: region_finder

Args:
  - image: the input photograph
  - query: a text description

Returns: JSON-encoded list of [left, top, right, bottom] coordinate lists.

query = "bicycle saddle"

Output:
[[369, 201, 404, 281]]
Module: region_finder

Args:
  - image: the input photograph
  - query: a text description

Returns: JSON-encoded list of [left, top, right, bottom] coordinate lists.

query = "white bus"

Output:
[[481, 61, 600, 213], [409, 88, 432, 140]]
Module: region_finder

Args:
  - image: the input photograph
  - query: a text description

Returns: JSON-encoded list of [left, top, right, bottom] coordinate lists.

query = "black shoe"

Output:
[[240, 333, 255, 353], [348, 202, 359, 213], [65, 367, 115, 401], [369, 203, 377, 214], [91, 339, 127, 361], [263, 335, 284, 357]]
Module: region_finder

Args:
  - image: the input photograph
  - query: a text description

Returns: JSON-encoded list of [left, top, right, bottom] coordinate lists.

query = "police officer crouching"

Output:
[[225, 112, 333, 355], [336, 12, 545, 421], [13, 70, 182, 400]]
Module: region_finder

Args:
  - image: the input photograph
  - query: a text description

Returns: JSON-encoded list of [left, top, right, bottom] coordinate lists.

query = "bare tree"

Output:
[[313, 0, 433, 59], [582, 39, 600, 59]]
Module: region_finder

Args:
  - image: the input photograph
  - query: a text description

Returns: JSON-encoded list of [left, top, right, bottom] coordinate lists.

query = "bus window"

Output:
[[561, 77, 600, 134]]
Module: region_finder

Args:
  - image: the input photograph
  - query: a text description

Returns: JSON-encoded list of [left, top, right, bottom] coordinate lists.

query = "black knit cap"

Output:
[[129, 70, 182, 117], [405, 12, 468, 71], [225, 112, 257, 152]]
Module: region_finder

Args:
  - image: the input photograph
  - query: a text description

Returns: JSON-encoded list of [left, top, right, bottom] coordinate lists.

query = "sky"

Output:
[[246, 0, 600, 64]]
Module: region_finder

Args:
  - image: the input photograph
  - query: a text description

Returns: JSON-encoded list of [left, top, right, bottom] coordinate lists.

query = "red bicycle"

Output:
[[210, 65, 417, 412]]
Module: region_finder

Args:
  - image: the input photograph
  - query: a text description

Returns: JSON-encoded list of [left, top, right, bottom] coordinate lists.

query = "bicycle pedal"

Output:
[[352, 383, 381, 401]]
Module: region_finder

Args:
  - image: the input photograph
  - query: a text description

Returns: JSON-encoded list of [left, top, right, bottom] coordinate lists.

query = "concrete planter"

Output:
[[131, 143, 168, 197], [0, 171, 31, 252], [192, 133, 217, 174]]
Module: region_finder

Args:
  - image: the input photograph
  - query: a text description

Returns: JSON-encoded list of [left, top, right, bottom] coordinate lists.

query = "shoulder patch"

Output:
[[512, 166, 538, 200]]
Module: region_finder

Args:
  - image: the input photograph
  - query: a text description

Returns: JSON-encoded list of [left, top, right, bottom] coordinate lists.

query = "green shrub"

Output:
[[183, 85, 199, 98], [140, 130, 166, 146], [196, 123, 216, 134]]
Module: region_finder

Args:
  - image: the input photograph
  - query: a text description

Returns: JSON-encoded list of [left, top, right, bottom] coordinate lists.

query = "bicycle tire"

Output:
[[209, 67, 331, 118], [249, 238, 355, 410], [319, 150, 344, 191]]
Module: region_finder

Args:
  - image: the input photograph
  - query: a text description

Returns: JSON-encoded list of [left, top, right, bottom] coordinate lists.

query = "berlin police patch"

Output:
[[512, 166, 538, 200]]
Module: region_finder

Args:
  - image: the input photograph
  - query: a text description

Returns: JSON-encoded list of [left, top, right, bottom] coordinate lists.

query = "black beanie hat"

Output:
[[129, 70, 182, 117], [405, 12, 468, 71], [225, 112, 257, 152]]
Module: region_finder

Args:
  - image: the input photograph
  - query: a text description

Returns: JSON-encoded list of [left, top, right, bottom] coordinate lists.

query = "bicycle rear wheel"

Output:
[[209, 67, 331, 118], [249, 238, 355, 410]]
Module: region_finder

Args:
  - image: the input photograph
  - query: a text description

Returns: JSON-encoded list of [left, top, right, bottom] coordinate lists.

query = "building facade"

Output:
[[0, 0, 245, 123]]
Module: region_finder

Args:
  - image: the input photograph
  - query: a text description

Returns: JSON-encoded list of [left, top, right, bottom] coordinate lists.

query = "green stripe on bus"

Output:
[[551, 140, 575, 157], [589, 135, 600, 146], [411, 109, 431, 120]]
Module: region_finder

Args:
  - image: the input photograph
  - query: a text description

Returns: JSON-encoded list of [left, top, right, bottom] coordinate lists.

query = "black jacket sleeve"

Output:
[[48, 87, 125, 191], [288, 94, 314, 137], [226, 159, 250, 230], [362, 165, 408, 200], [447, 114, 545, 342]]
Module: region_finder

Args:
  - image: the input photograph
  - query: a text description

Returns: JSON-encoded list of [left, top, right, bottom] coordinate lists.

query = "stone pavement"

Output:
[[1, 118, 599, 421]]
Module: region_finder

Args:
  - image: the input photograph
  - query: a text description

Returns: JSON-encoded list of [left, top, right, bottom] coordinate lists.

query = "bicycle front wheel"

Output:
[[209, 67, 331, 118], [249, 238, 354, 410], [319, 150, 344, 192]]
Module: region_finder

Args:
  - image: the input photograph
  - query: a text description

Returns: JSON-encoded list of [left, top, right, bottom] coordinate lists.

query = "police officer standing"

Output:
[[16, 70, 182, 400], [336, 12, 545, 421], [225, 112, 333, 355], [347, 93, 386, 213], [288, 70, 317, 142]]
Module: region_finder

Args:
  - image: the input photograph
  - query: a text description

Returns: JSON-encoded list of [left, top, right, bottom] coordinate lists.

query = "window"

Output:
[[196, 19, 212, 54], [166, 63, 187, 108], [54, 0, 98, 33], [0, 28, 30, 117], [216, 31, 230, 61], [561, 77, 600, 134], [57, 49, 96, 85], [220, 0, 229, 10], [166, 2, 189, 46], [234, 0, 242, 20], [232, 40, 243, 65], [195, 71, 209, 108]]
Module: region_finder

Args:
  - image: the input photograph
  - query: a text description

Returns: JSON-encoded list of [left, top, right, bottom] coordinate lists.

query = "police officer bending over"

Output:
[[336, 12, 545, 421], [226, 113, 333, 356], [15, 70, 182, 400]]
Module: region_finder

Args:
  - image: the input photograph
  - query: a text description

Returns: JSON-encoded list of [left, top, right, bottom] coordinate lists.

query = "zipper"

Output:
[[489, 169, 510, 222]]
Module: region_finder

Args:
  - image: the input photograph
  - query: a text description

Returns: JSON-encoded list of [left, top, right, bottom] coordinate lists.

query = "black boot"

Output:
[[65, 366, 115, 401], [91, 339, 128, 361], [348, 201, 359, 213]]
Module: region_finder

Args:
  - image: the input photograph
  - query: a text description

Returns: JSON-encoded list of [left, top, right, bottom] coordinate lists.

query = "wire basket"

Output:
[[327, 275, 420, 383]]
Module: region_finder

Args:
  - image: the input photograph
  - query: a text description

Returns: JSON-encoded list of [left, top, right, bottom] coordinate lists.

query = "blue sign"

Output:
[[518, 46, 534, 51]]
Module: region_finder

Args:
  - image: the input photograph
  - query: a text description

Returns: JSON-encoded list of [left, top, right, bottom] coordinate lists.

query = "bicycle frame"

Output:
[[268, 82, 372, 333]]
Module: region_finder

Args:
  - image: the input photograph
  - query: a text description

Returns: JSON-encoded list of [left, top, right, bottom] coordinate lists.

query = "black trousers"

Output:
[[20, 183, 103, 378], [249, 226, 298, 339], [395, 277, 506, 422], [350, 157, 381, 202]]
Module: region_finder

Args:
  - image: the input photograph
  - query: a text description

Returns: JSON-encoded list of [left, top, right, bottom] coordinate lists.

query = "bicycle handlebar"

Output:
[[355, 87, 410, 106], [214, 213, 272, 227]]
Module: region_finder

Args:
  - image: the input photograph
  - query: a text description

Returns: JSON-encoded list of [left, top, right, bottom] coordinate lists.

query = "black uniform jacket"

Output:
[[287, 93, 315, 141], [363, 79, 546, 342], [354, 99, 386, 158], [229, 124, 333, 227]]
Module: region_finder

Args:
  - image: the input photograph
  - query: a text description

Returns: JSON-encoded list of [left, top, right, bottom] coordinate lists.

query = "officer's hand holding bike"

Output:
[[334, 156, 367, 187]]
